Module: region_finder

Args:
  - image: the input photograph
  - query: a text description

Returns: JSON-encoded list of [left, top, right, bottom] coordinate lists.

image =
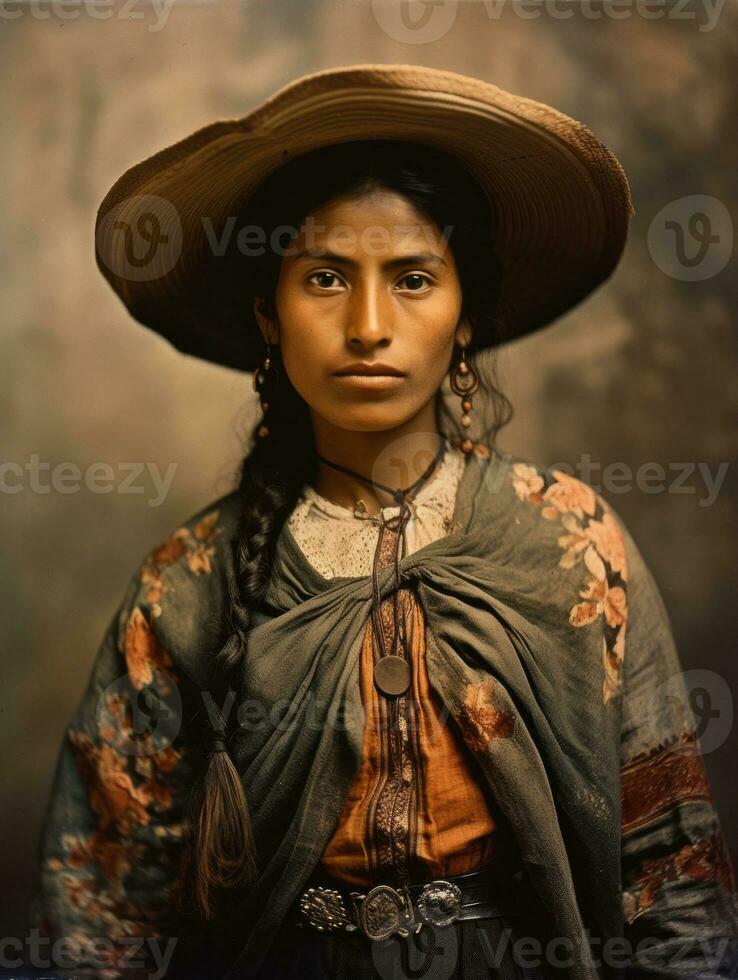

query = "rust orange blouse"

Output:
[[288, 446, 502, 890], [317, 576, 500, 889]]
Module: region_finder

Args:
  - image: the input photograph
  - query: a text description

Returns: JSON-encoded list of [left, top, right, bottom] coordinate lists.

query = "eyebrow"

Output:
[[291, 248, 447, 269]]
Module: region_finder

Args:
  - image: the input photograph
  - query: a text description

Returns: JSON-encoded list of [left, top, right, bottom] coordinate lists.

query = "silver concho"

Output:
[[298, 886, 357, 932], [353, 884, 418, 941], [416, 880, 463, 927]]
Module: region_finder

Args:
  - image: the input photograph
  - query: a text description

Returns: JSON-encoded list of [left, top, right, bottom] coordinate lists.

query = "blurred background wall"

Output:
[[2, 0, 736, 940]]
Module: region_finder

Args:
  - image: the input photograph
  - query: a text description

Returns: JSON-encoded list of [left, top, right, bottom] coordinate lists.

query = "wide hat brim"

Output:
[[95, 63, 635, 373]]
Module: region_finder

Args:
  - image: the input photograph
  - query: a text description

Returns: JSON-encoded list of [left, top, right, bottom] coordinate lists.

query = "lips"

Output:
[[334, 363, 406, 376]]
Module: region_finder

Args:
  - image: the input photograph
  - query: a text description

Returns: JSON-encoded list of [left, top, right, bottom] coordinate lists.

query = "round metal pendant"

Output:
[[374, 655, 411, 696]]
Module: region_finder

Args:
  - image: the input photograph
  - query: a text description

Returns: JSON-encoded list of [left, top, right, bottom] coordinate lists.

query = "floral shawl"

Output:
[[28, 444, 738, 980]]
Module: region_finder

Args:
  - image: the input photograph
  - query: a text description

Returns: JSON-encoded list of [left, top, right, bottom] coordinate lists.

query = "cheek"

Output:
[[414, 286, 462, 346], [280, 335, 325, 403], [411, 310, 459, 372], [274, 290, 328, 382]]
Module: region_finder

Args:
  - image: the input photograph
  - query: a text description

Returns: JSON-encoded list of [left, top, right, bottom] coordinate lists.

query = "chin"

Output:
[[319, 405, 415, 434]]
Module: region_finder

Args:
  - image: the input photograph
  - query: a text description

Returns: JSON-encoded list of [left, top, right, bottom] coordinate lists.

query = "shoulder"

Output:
[[478, 445, 630, 581], [135, 489, 241, 614], [475, 446, 634, 701], [117, 489, 242, 687]]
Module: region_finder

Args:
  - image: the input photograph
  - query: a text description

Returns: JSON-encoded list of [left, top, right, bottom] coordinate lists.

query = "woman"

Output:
[[29, 65, 738, 980]]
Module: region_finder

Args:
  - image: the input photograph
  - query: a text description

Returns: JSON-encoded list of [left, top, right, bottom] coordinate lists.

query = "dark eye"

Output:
[[308, 271, 342, 289], [398, 273, 431, 291]]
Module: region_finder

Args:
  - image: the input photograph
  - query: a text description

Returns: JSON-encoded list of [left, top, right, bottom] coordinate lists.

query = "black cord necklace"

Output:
[[315, 436, 446, 697], [315, 436, 446, 510]]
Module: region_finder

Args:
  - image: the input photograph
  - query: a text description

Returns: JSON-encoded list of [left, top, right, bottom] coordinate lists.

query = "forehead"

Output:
[[289, 187, 451, 258], [312, 187, 428, 224]]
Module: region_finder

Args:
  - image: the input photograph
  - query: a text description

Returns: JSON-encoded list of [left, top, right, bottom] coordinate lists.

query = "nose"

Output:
[[344, 277, 393, 349]]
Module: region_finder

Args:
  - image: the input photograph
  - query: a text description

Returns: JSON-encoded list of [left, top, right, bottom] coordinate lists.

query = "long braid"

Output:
[[178, 343, 315, 921]]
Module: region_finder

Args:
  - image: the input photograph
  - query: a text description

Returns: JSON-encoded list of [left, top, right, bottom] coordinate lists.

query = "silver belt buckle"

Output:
[[299, 878, 463, 941], [417, 879, 463, 928], [353, 883, 421, 941], [298, 885, 358, 934]]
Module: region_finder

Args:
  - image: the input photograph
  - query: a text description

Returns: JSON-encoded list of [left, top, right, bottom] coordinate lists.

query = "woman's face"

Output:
[[254, 187, 472, 437]]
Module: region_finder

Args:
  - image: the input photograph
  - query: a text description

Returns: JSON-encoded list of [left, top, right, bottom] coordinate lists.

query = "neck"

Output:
[[310, 411, 446, 517]]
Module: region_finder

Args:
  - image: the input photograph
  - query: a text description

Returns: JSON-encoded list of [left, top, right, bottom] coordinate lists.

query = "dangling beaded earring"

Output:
[[252, 340, 277, 439], [449, 342, 479, 455]]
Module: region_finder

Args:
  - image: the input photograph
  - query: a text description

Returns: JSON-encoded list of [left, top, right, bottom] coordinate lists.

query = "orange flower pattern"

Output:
[[29, 508, 224, 978], [457, 678, 515, 752], [511, 463, 628, 704], [510, 458, 738, 963], [30, 476, 738, 976], [140, 509, 222, 617]]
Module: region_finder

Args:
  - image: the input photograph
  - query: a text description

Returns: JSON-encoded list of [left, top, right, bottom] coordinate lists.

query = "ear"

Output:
[[454, 316, 473, 349], [253, 298, 280, 347]]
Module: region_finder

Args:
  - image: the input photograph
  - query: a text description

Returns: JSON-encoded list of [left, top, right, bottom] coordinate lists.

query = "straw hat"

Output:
[[95, 63, 634, 373]]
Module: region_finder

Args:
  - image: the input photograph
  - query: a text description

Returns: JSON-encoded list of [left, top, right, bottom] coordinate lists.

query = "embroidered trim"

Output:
[[621, 733, 713, 833], [622, 831, 737, 925]]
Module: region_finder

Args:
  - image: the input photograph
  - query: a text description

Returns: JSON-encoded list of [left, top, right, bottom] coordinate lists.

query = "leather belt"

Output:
[[292, 865, 521, 943]]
